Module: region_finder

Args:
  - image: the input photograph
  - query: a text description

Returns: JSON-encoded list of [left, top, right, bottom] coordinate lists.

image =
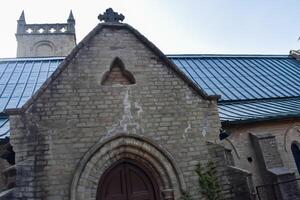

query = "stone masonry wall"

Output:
[[10, 26, 221, 200], [207, 142, 255, 200], [0, 158, 9, 191], [222, 119, 300, 188], [16, 34, 76, 57]]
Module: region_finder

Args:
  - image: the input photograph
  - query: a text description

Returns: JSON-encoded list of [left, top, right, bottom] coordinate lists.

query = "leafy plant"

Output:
[[181, 191, 192, 200], [195, 161, 222, 200]]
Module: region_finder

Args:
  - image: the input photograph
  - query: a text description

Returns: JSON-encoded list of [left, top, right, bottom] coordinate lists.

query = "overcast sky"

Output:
[[0, 0, 300, 57]]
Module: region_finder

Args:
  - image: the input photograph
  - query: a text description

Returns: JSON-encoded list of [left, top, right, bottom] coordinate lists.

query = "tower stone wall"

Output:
[[15, 11, 76, 57]]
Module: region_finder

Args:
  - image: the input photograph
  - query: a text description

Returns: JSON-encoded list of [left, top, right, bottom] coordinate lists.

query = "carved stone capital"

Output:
[[162, 189, 175, 200]]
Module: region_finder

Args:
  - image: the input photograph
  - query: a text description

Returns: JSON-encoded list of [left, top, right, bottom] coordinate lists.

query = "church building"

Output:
[[0, 8, 300, 200]]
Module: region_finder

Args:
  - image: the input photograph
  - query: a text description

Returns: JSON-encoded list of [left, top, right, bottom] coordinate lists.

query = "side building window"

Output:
[[291, 142, 300, 174], [225, 148, 234, 166]]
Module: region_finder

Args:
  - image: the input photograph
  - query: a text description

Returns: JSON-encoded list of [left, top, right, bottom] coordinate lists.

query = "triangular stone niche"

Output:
[[101, 58, 135, 86]]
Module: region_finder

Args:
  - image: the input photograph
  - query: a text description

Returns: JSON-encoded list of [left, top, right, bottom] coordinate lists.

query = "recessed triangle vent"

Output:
[[101, 58, 135, 86]]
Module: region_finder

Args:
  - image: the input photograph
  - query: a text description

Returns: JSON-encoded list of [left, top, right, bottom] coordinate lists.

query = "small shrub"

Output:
[[181, 191, 193, 200], [195, 161, 222, 200]]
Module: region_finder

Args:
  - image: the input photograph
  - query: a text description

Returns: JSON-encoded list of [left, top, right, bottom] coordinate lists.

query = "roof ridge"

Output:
[[0, 57, 65, 62], [167, 54, 290, 58]]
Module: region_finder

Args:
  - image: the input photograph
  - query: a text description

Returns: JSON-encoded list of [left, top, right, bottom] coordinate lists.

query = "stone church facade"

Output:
[[1, 8, 300, 200], [7, 10, 227, 200]]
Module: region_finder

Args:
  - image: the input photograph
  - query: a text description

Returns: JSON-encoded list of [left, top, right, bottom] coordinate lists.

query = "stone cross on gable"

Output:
[[98, 8, 125, 23]]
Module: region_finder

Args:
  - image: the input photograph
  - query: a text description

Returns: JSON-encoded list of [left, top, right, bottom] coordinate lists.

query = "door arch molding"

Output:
[[70, 133, 186, 200]]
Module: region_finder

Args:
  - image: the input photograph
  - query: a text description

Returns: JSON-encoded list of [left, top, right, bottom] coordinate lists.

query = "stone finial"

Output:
[[17, 11, 26, 34], [67, 10, 75, 33], [18, 11, 26, 22], [290, 50, 300, 60], [98, 8, 124, 23], [68, 10, 75, 22]]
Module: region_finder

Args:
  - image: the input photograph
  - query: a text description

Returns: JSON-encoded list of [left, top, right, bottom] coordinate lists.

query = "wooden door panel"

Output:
[[99, 164, 127, 200], [126, 164, 155, 200], [98, 161, 158, 200]]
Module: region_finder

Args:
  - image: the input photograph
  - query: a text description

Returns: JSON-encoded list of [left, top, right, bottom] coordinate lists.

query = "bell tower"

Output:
[[15, 11, 76, 57]]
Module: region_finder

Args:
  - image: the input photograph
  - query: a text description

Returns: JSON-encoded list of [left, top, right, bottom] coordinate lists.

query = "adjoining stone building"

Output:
[[0, 8, 300, 200]]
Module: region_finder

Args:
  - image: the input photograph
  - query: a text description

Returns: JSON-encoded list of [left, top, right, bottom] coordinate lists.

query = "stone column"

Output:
[[162, 189, 175, 200]]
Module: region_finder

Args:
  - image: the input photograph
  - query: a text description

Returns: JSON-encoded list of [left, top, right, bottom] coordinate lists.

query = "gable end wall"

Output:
[[10, 27, 221, 199]]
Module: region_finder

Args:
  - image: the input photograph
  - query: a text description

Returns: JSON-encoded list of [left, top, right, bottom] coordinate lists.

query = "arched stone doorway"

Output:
[[70, 134, 186, 200], [291, 142, 300, 174], [97, 159, 160, 200]]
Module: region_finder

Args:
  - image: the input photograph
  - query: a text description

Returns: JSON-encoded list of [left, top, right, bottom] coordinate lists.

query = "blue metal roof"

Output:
[[0, 55, 299, 131], [0, 57, 63, 112], [0, 118, 9, 138], [168, 55, 300, 123], [219, 97, 300, 122], [0, 57, 63, 139], [168, 55, 300, 101]]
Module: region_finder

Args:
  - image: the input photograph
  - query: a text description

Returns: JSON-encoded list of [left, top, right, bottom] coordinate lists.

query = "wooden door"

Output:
[[98, 161, 159, 200]]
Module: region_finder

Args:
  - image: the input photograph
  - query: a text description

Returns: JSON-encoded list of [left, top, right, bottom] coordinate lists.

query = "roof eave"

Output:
[[221, 113, 300, 126], [4, 108, 24, 116]]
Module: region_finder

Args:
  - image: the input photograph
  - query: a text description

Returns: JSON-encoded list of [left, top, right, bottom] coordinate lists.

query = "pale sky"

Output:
[[0, 0, 300, 58]]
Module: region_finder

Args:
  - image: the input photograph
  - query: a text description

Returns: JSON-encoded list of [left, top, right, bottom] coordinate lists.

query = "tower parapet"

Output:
[[16, 11, 76, 57]]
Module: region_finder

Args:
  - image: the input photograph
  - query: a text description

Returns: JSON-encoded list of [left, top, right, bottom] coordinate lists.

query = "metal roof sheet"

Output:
[[0, 55, 299, 128], [168, 55, 300, 101], [0, 57, 63, 112], [0, 118, 9, 138], [219, 98, 300, 122], [0, 57, 63, 139]]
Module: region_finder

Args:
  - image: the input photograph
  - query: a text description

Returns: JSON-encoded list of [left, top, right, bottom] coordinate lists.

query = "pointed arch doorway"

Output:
[[97, 160, 160, 200]]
